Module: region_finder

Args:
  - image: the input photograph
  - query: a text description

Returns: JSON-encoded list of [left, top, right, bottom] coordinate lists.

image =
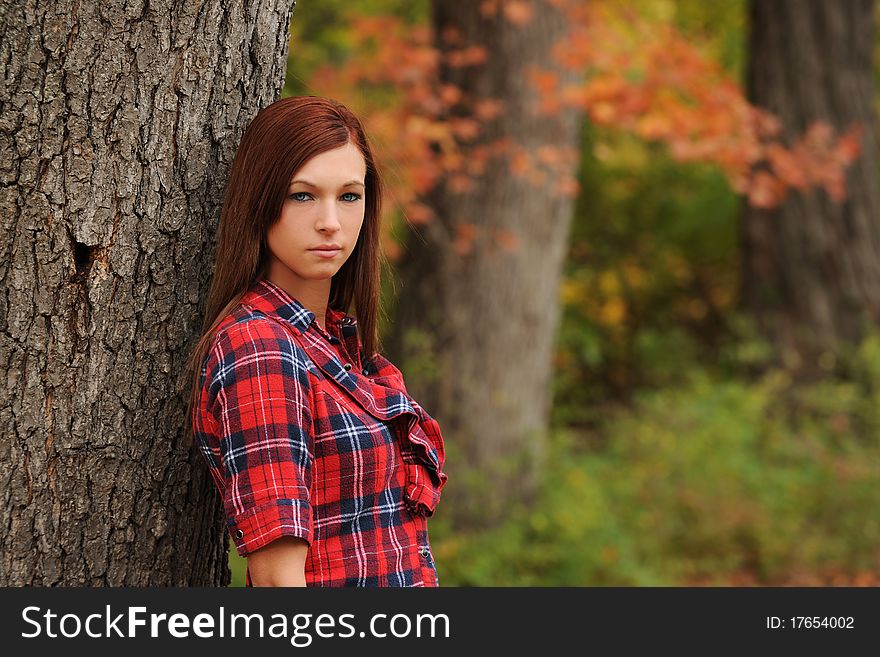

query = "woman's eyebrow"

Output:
[[289, 179, 365, 188]]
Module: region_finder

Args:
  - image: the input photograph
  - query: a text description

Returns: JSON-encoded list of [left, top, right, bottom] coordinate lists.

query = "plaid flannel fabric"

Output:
[[192, 278, 448, 587]]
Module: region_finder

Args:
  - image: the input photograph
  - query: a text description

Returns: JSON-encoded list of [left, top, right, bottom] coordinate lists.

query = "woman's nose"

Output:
[[316, 201, 342, 231]]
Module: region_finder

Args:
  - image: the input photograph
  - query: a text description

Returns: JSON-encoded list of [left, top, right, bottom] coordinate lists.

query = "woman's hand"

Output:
[[247, 536, 309, 586]]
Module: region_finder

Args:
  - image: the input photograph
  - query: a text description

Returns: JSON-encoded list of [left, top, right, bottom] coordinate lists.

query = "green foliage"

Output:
[[553, 120, 741, 427], [664, 0, 746, 74], [284, 0, 428, 98], [430, 328, 880, 585], [229, 548, 246, 587]]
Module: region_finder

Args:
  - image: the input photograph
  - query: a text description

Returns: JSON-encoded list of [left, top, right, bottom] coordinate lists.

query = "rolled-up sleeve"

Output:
[[203, 317, 315, 556]]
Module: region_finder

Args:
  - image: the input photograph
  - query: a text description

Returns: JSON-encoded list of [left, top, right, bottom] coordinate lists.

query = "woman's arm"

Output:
[[201, 318, 316, 582], [248, 536, 309, 587]]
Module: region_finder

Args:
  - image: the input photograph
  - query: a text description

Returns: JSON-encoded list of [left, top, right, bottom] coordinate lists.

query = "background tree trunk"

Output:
[[387, 0, 583, 527], [0, 0, 295, 585], [742, 0, 880, 375]]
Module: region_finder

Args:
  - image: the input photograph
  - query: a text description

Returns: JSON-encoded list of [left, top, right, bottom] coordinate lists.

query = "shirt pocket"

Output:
[[312, 388, 400, 504]]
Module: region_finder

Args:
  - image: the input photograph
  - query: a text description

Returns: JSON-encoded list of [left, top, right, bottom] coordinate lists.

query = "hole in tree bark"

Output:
[[73, 241, 95, 280]]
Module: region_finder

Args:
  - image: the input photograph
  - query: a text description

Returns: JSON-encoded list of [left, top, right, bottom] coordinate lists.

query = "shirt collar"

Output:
[[242, 278, 357, 333]]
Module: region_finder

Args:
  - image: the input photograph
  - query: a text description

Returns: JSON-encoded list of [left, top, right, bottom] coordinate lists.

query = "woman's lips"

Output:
[[309, 248, 341, 259]]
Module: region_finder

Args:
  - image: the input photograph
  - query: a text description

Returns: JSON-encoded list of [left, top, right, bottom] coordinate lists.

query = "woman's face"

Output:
[[266, 140, 367, 291]]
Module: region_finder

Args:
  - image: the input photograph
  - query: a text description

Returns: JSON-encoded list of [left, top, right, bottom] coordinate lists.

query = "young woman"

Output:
[[186, 96, 448, 587]]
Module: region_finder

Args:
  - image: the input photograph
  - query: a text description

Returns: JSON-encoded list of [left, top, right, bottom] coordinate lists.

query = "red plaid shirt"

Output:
[[192, 278, 448, 587]]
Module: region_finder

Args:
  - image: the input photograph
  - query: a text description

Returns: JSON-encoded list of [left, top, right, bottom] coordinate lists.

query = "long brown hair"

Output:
[[183, 96, 386, 444]]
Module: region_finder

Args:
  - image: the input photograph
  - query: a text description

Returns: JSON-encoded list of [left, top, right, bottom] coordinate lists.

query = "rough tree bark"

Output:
[[742, 0, 880, 374], [0, 0, 296, 585], [387, 1, 583, 527]]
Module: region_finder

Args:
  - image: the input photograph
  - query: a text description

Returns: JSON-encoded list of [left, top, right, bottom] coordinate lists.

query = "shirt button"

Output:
[[419, 547, 430, 558], [343, 363, 352, 371], [362, 368, 369, 376], [234, 529, 244, 540]]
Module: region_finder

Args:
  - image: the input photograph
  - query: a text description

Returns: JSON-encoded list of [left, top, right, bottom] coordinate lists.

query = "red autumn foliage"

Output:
[[305, 0, 864, 254]]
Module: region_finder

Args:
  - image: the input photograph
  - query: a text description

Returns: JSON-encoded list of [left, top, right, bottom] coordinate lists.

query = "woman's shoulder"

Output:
[[205, 307, 312, 379], [213, 304, 290, 345]]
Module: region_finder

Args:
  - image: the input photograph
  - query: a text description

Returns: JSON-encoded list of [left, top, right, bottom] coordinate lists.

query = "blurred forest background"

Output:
[[224, 0, 880, 586]]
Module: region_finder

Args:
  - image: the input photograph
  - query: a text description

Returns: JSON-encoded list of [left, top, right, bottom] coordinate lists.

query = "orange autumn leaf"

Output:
[[440, 83, 463, 107], [454, 221, 478, 255], [536, 145, 564, 166], [509, 149, 532, 176], [440, 25, 464, 45], [479, 0, 500, 18], [765, 143, 808, 189], [495, 228, 522, 252], [450, 117, 482, 141], [636, 114, 673, 140], [444, 45, 489, 68], [748, 171, 787, 209], [554, 176, 581, 198], [405, 202, 434, 225], [503, 0, 535, 25], [528, 68, 560, 95], [833, 124, 864, 164], [473, 98, 505, 121], [449, 173, 476, 193]]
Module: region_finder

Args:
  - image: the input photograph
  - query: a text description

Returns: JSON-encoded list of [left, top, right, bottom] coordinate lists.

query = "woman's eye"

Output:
[[289, 192, 311, 202], [341, 192, 361, 202]]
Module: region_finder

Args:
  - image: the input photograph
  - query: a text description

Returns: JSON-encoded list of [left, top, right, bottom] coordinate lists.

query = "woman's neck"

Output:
[[265, 269, 331, 329]]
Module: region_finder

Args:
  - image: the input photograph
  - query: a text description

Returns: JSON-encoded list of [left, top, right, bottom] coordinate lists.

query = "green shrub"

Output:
[[431, 333, 880, 585]]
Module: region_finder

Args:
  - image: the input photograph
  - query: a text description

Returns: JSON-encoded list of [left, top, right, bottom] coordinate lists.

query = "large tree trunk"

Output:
[[742, 0, 880, 374], [0, 0, 295, 585], [388, 1, 583, 527]]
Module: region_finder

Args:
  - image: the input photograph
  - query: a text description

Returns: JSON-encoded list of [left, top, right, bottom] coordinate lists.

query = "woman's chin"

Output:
[[304, 266, 342, 280]]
